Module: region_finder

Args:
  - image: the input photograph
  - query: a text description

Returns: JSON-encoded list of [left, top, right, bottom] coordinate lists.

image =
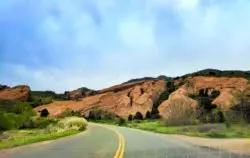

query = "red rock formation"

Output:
[[64, 87, 96, 100], [158, 76, 250, 115], [35, 76, 250, 118], [35, 80, 166, 117], [0, 85, 30, 101]]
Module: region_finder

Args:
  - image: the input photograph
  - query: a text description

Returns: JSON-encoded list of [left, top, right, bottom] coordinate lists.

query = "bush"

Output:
[[117, 118, 126, 126], [0, 111, 35, 130], [11, 102, 32, 114], [224, 110, 244, 124], [59, 108, 81, 118], [128, 114, 133, 121], [134, 112, 143, 120], [0, 100, 17, 112], [206, 130, 227, 138], [0, 102, 35, 130], [88, 107, 116, 120], [162, 99, 196, 126], [40, 109, 49, 117], [28, 95, 53, 108], [33, 117, 58, 129], [45, 117, 88, 133], [197, 124, 225, 133], [0, 112, 18, 130], [145, 111, 151, 119], [211, 90, 220, 99]]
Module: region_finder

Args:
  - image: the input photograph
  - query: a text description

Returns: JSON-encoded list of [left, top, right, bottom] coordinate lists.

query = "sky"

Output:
[[0, 0, 250, 92]]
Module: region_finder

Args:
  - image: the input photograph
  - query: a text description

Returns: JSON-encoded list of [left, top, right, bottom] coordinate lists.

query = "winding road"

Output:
[[1, 123, 250, 158]]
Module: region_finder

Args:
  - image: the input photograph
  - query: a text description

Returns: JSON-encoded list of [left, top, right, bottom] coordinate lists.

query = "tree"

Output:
[[12, 102, 32, 114], [118, 118, 126, 126], [145, 111, 151, 119], [40, 109, 49, 117], [128, 114, 133, 121], [134, 112, 143, 120], [162, 99, 195, 126]]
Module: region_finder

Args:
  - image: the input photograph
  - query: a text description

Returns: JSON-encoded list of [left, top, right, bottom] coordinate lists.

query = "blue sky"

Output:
[[1, 0, 250, 92]]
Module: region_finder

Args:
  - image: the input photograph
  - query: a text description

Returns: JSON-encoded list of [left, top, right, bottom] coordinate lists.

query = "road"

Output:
[[1, 123, 250, 158]]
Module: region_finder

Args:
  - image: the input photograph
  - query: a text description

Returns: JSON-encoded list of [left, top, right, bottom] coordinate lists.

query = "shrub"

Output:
[[59, 108, 81, 118], [206, 130, 227, 138], [0, 102, 35, 130], [33, 117, 58, 129], [0, 111, 35, 130], [162, 99, 196, 126], [88, 107, 116, 120], [45, 117, 88, 133], [28, 95, 53, 108], [145, 111, 151, 119], [134, 112, 143, 120], [224, 110, 244, 124], [211, 90, 220, 99], [0, 112, 18, 130], [150, 108, 160, 119], [128, 114, 133, 121], [197, 124, 225, 133], [0, 100, 17, 112], [117, 118, 126, 126], [40, 109, 49, 117], [11, 102, 32, 114]]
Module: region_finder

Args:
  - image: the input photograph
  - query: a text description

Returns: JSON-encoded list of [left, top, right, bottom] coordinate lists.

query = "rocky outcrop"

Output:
[[64, 87, 97, 100], [34, 75, 250, 118], [0, 85, 30, 101], [35, 80, 167, 117], [158, 76, 250, 115], [0, 84, 9, 91]]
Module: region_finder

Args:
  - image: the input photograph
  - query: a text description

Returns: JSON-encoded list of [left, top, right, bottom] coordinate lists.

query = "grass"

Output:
[[128, 120, 250, 138], [0, 117, 88, 149], [0, 129, 79, 149], [91, 119, 250, 138]]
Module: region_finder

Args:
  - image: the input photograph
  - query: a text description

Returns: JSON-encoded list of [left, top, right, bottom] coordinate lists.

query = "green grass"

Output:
[[0, 117, 88, 149], [0, 129, 80, 149], [127, 120, 250, 138], [91, 119, 250, 138]]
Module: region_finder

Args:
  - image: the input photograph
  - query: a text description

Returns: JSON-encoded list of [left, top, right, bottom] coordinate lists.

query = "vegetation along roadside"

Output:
[[0, 100, 88, 149]]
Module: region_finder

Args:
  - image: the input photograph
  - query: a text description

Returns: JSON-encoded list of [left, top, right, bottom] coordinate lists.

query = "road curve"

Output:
[[1, 123, 250, 158]]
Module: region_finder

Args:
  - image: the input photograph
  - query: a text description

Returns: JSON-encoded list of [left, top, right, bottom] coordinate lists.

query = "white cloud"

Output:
[[177, 0, 199, 10], [118, 19, 156, 49], [1, 0, 250, 92]]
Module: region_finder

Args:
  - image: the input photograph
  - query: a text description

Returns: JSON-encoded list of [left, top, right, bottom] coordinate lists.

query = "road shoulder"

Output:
[[166, 134, 250, 155]]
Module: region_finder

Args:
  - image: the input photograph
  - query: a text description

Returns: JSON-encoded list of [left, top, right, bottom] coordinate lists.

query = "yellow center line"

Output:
[[114, 132, 122, 158], [108, 127, 125, 158], [93, 124, 125, 158], [118, 132, 125, 158]]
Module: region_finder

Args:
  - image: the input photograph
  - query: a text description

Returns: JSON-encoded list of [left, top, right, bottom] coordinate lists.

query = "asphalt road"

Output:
[[1, 123, 250, 158]]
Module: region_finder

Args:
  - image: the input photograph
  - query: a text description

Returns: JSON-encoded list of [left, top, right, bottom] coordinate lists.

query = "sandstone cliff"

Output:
[[158, 76, 250, 116], [35, 80, 166, 117], [0, 85, 30, 101]]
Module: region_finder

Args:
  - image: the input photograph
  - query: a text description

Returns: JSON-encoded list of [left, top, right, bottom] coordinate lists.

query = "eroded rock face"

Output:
[[35, 80, 167, 117], [0, 85, 30, 101], [35, 76, 250, 118], [158, 76, 250, 115]]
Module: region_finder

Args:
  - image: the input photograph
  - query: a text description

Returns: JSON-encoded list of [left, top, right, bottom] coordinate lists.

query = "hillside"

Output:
[[1, 69, 250, 121], [35, 80, 167, 117]]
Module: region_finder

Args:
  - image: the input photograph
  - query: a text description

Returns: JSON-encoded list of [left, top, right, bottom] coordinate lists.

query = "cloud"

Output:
[[0, 0, 250, 92]]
